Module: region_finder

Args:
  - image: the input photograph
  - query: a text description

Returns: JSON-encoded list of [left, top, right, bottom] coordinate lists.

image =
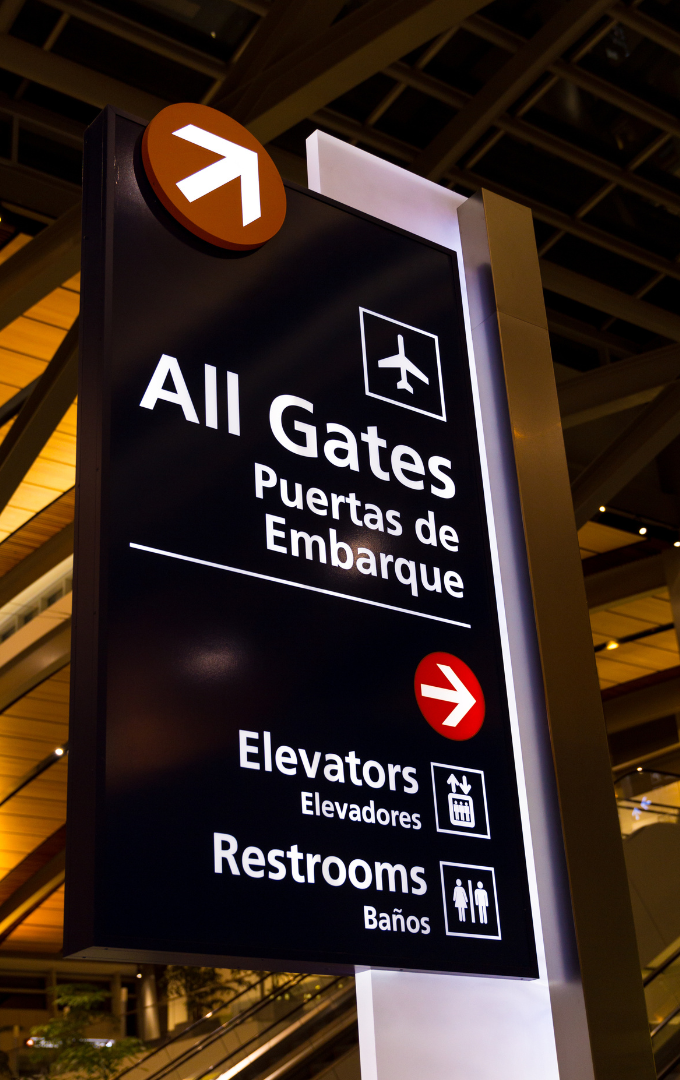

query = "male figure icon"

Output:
[[475, 881, 489, 924]]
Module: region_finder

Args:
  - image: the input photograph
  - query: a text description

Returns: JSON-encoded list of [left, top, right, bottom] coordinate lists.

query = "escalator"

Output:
[[116, 972, 359, 1080], [616, 769, 680, 1077], [643, 941, 680, 1077], [108, 769, 680, 1080]]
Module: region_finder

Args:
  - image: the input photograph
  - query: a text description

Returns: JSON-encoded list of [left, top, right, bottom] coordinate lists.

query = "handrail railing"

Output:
[[191, 977, 352, 1080], [136, 974, 308, 1080], [643, 941, 680, 987], [112, 972, 271, 1080]]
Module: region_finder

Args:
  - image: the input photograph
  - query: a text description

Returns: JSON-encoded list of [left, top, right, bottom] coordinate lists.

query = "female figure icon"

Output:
[[453, 878, 468, 922]]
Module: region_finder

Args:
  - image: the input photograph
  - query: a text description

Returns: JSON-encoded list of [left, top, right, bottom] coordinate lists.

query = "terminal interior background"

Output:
[[0, 0, 679, 1073]]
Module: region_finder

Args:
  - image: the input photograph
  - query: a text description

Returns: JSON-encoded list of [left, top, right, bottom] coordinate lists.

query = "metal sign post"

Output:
[[306, 130, 654, 1080]]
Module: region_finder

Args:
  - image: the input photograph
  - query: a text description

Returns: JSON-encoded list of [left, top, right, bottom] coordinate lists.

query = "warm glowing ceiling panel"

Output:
[[0, 236, 80, 538], [592, 588, 679, 690], [0, 667, 69, 876], [578, 521, 644, 560], [0, 884, 64, 952]]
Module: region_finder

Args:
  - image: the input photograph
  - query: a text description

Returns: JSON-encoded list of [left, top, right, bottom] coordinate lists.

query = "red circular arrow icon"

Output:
[[414, 652, 485, 740]]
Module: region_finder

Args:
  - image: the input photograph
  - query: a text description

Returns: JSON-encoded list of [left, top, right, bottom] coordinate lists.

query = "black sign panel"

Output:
[[65, 107, 538, 979]]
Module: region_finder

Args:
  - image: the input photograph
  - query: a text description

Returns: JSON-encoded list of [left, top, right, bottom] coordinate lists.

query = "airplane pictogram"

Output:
[[378, 334, 430, 394]]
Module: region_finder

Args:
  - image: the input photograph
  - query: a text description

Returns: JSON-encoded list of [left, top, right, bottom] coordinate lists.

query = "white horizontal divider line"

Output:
[[129, 543, 472, 629]]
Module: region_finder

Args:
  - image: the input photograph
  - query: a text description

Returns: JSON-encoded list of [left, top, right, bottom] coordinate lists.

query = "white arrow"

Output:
[[420, 663, 476, 727], [172, 124, 261, 226], [448, 773, 471, 794]]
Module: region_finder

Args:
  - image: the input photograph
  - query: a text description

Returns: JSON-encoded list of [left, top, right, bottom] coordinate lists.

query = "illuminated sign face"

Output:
[[141, 103, 286, 250], [66, 107, 538, 981]]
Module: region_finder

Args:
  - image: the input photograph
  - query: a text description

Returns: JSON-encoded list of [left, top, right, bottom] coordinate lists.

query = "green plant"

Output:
[[158, 969, 252, 1022], [26, 984, 144, 1080]]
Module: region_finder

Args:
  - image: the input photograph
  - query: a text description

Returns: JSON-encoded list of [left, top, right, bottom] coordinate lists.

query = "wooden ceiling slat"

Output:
[[0, 350, 47, 393], [0, 717, 69, 741], [596, 656, 657, 683], [3, 698, 70, 721], [605, 643, 678, 671], [0, 401, 78, 542], [25, 288, 80, 330], [1, 882, 65, 950], [8, 703, 71, 723], [0, 503, 74, 572], [0, 825, 65, 904], [0, 737, 68, 759], [0, 319, 66, 361], [0, 815, 66, 839]]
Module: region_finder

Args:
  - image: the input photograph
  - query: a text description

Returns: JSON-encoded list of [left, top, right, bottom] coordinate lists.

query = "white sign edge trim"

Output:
[[306, 127, 562, 1080], [449, 211, 554, 989], [129, 542, 472, 628]]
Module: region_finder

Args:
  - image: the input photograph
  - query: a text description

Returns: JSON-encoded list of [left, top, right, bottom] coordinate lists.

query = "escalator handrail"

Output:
[[113, 973, 271, 1080], [258, 1007, 357, 1080], [652, 1000, 680, 1039], [140, 974, 308, 1080], [644, 943, 680, 987], [191, 977, 352, 1080]]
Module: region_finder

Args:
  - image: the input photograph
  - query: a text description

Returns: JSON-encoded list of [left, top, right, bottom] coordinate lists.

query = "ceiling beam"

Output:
[[464, 12, 680, 143], [222, 0, 347, 111], [313, 108, 680, 321], [0, 92, 85, 145], [571, 381, 680, 529], [0, 842, 65, 943], [0, 742, 68, 808], [170, 0, 680, 161], [585, 553, 665, 610], [388, 61, 680, 219], [448, 162, 680, 284], [0, 617, 70, 713], [0, 202, 80, 331], [23, 0, 680, 229], [547, 310, 634, 357], [0, 377, 39, 428], [555, 59, 680, 141], [558, 345, 680, 428], [0, 33, 166, 118], [603, 675, 680, 733], [0, 0, 25, 33], [540, 261, 680, 342], [564, 388, 660, 430], [42, 0, 227, 79], [613, 3, 680, 59], [230, 0, 268, 13], [219, 0, 490, 143], [0, 522, 73, 610], [0, 160, 80, 220], [0, 319, 78, 517], [411, 0, 613, 180], [0, 826, 65, 907]]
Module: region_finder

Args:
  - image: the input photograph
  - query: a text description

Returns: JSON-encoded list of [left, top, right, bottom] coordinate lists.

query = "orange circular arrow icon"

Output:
[[141, 103, 286, 250]]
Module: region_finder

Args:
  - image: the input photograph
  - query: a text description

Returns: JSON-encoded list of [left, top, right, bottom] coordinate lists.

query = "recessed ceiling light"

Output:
[[639, 527, 647, 535], [606, 640, 619, 650], [599, 506, 606, 512]]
